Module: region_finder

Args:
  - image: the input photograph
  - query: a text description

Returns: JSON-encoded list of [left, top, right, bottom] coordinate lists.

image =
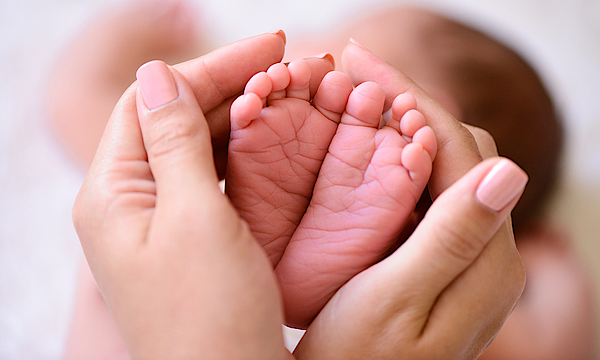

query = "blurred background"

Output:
[[1, 0, 599, 358]]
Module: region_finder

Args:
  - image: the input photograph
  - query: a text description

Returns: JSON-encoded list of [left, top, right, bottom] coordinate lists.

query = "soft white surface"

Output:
[[1, 0, 599, 358]]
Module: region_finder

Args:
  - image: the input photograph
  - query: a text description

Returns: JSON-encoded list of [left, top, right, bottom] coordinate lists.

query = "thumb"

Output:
[[395, 157, 528, 296], [135, 60, 219, 201]]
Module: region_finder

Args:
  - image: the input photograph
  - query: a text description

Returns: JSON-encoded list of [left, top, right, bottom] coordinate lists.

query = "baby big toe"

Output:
[[343, 82, 385, 128], [312, 71, 353, 124]]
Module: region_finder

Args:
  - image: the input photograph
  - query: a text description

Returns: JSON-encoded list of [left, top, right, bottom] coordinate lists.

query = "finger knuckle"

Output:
[[434, 214, 488, 263], [147, 114, 199, 160]]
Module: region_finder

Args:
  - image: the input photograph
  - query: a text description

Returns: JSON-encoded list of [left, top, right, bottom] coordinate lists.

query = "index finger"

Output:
[[173, 31, 287, 114], [173, 32, 285, 177]]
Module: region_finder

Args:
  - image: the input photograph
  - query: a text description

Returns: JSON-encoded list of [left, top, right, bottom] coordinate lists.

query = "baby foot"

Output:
[[226, 59, 354, 266], [226, 60, 352, 266], [275, 85, 437, 328], [47, 0, 202, 168]]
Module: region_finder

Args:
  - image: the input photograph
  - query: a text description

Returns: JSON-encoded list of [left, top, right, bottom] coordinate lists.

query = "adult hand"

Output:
[[293, 40, 527, 359], [67, 32, 336, 360], [72, 33, 310, 360]]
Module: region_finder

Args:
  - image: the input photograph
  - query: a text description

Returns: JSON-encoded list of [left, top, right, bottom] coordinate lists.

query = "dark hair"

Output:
[[418, 13, 564, 233], [359, 7, 564, 233]]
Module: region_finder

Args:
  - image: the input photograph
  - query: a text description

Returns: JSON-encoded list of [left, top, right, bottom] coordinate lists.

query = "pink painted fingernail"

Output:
[[476, 159, 528, 211], [136, 60, 179, 110]]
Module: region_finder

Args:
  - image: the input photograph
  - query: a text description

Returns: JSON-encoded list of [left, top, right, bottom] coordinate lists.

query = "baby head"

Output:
[[290, 6, 563, 234]]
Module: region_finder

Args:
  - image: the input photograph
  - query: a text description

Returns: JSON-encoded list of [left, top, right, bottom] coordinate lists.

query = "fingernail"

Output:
[[270, 29, 286, 45], [136, 60, 179, 110], [476, 159, 528, 212], [304, 52, 335, 67], [349, 38, 370, 52]]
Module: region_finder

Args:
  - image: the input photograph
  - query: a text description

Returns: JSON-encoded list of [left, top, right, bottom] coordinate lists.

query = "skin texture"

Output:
[[227, 60, 355, 267], [286, 7, 595, 358], [274, 85, 436, 328], [51, 0, 533, 351], [227, 59, 436, 328], [290, 40, 526, 359]]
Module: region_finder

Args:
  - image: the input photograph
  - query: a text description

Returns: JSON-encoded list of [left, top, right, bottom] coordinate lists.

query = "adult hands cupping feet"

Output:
[[72, 32, 302, 360], [72, 31, 528, 359], [292, 39, 528, 359]]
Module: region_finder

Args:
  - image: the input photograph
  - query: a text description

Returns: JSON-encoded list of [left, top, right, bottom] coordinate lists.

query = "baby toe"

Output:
[[342, 81, 385, 128], [245, 71, 272, 99], [412, 125, 437, 161], [267, 62, 291, 92], [313, 71, 353, 124], [230, 93, 263, 130], [402, 142, 433, 184], [399, 109, 426, 138]]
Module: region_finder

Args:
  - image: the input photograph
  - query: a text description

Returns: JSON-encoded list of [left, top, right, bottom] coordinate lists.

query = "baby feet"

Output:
[[227, 59, 354, 266], [227, 61, 436, 329], [276, 84, 436, 328]]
